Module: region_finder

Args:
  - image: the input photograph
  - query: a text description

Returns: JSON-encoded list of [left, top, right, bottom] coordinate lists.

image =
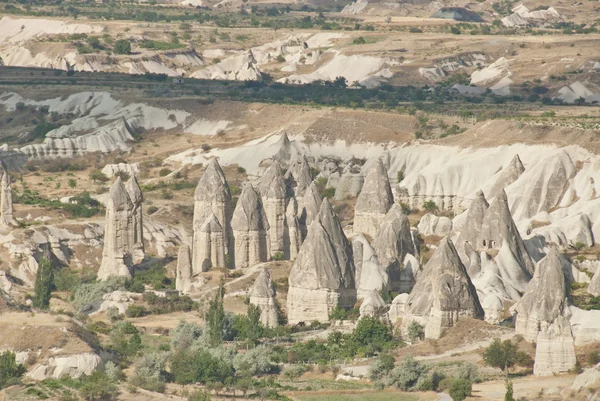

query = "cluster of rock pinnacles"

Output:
[[91, 150, 587, 376]]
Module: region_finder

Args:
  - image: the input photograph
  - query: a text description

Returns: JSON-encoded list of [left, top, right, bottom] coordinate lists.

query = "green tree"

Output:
[[113, 39, 131, 54], [504, 379, 515, 401], [406, 321, 424, 342], [369, 353, 395, 380], [89, 170, 109, 183], [79, 371, 118, 401], [449, 378, 472, 401], [352, 316, 393, 352], [422, 200, 438, 214], [206, 284, 226, 346], [188, 390, 211, 401], [33, 257, 54, 309], [483, 338, 517, 373], [388, 355, 427, 391], [110, 322, 143, 358], [0, 351, 26, 389]]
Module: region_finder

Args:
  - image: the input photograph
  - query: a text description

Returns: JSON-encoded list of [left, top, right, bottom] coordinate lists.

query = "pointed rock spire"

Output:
[[300, 181, 322, 228], [249, 268, 280, 328], [284, 197, 302, 260], [455, 190, 489, 260], [258, 161, 288, 257], [231, 183, 269, 268], [478, 189, 534, 275], [286, 155, 312, 197], [373, 203, 419, 293], [287, 198, 356, 324], [176, 245, 193, 294], [193, 159, 231, 272], [488, 154, 525, 199], [352, 234, 389, 299], [273, 133, 300, 166], [0, 169, 18, 228], [354, 158, 394, 237], [98, 177, 134, 280], [193, 213, 226, 273], [515, 248, 576, 375], [403, 237, 484, 339], [125, 176, 144, 263]]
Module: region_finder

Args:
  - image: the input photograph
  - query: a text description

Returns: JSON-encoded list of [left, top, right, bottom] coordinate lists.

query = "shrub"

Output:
[[170, 349, 235, 385], [158, 168, 172, 177], [387, 355, 427, 391], [0, 351, 26, 389], [130, 352, 169, 393], [282, 364, 307, 381], [483, 338, 518, 373], [147, 206, 158, 215], [406, 322, 424, 342], [233, 345, 276, 376], [105, 361, 125, 382], [171, 320, 203, 351], [33, 258, 54, 310], [107, 307, 122, 322], [423, 200, 438, 213], [272, 252, 284, 261], [113, 39, 131, 54], [353, 36, 366, 44], [126, 304, 148, 318], [16, 101, 26, 111], [73, 276, 128, 310], [54, 268, 80, 292], [370, 354, 395, 380], [449, 378, 472, 401], [109, 322, 143, 358], [188, 391, 211, 401], [89, 170, 109, 183], [409, 27, 423, 33], [79, 372, 118, 401]]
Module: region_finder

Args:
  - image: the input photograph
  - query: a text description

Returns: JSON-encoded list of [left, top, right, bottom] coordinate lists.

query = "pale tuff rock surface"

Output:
[[176, 245, 193, 294], [568, 306, 600, 346], [28, 353, 103, 381], [335, 170, 364, 201], [287, 198, 356, 324], [97, 178, 134, 280], [589, 268, 600, 296], [571, 363, 600, 391], [249, 268, 280, 328], [487, 154, 525, 200], [417, 213, 452, 237], [231, 183, 270, 269], [125, 176, 144, 263], [352, 234, 389, 299], [192, 159, 231, 272], [373, 204, 419, 293], [194, 213, 226, 272], [0, 169, 18, 227], [86, 290, 140, 315], [354, 159, 394, 238], [454, 190, 533, 322], [514, 249, 576, 376], [284, 197, 302, 260], [300, 181, 322, 228], [273, 133, 301, 166], [258, 161, 288, 256], [285, 155, 312, 197], [359, 290, 389, 319], [403, 237, 484, 340], [388, 293, 409, 323]]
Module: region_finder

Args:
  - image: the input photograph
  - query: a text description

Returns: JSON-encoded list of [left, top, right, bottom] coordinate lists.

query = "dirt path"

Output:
[[471, 374, 576, 400]]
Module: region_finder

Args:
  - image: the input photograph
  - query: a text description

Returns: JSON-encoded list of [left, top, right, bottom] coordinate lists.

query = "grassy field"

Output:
[[295, 391, 422, 401]]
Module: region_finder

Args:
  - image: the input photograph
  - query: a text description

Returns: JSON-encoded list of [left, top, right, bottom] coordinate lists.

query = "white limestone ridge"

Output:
[[192, 159, 231, 273], [514, 248, 576, 376], [287, 198, 356, 324], [231, 182, 270, 269], [372, 203, 420, 293], [249, 268, 280, 328], [97, 178, 135, 280], [401, 237, 484, 340], [354, 158, 394, 238]]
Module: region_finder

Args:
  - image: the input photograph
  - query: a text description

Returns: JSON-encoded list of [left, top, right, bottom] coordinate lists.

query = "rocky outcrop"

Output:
[[125, 176, 144, 263], [455, 190, 533, 323], [300, 181, 322, 228], [97, 178, 134, 280], [514, 248, 576, 375], [372, 204, 420, 293], [571, 363, 600, 391], [487, 154, 525, 200], [352, 234, 389, 299], [417, 213, 452, 237], [354, 159, 394, 238], [334, 171, 363, 200], [194, 214, 226, 272], [28, 353, 104, 381], [403, 237, 484, 339], [258, 161, 288, 257], [192, 159, 231, 272], [285, 155, 312, 197], [86, 290, 140, 315], [231, 183, 270, 269], [0, 169, 18, 228], [388, 293, 409, 323], [176, 244, 193, 294], [359, 290, 389, 319], [284, 197, 302, 260], [287, 198, 356, 324], [249, 268, 279, 328], [589, 268, 600, 296]]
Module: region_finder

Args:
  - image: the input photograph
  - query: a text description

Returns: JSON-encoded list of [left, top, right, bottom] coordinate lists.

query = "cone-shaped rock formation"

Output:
[[125, 176, 144, 263], [354, 159, 394, 237], [249, 268, 280, 328], [258, 161, 288, 257]]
